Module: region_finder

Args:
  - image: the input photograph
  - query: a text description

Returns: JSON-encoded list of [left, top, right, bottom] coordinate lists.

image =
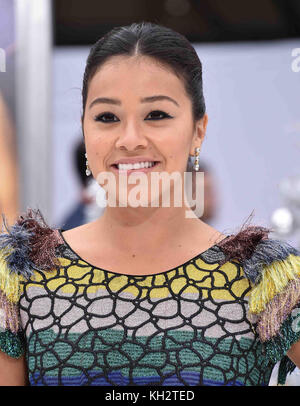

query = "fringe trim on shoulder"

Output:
[[0, 290, 20, 332], [216, 213, 300, 375], [0, 208, 64, 304], [0, 329, 24, 358], [0, 221, 35, 279], [248, 254, 300, 314], [256, 278, 300, 342], [263, 312, 300, 364], [217, 226, 300, 286], [0, 208, 64, 276], [242, 239, 300, 285], [15, 208, 64, 270], [216, 212, 272, 270], [217, 225, 270, 271], [277, 355, 297, 385], [0, 251, 25, 303]]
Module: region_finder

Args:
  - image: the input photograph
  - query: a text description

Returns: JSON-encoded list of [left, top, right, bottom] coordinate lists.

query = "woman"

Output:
[[0, 22, 300, 386]]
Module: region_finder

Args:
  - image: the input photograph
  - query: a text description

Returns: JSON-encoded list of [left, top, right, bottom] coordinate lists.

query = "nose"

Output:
[[115, 120, 148, 151]]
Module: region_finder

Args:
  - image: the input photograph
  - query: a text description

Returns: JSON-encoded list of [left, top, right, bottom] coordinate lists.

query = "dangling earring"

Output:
[[193, 147, 201, 171], [85, 152, 91, 176]]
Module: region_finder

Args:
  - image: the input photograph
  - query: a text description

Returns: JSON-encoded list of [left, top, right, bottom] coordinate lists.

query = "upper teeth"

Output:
[[117, 161, 156, 170]]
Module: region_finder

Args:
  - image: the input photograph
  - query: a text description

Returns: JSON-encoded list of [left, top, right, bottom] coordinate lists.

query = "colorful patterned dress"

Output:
[[0, 209, 300, 386]]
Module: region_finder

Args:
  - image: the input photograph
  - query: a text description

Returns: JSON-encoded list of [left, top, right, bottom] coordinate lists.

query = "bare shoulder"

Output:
[[61, 222, 96, 247], [60, 221, 107, 260]]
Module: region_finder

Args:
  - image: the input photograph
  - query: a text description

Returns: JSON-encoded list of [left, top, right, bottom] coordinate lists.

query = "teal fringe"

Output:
[[263, 311, 300, 384], [0, 329, 24, 358], [264, 313, 300, 362], [278, 355, 297, 385]]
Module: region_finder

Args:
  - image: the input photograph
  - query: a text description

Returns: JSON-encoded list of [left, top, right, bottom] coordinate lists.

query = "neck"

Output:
[[91, 203, 217, 255]]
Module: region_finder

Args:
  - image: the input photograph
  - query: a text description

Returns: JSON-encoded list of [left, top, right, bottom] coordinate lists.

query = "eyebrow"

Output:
[[88, 95, 180, 109]]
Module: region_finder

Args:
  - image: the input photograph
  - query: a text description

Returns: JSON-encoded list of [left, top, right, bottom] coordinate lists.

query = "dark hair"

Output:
[[81, 21, 206, 126]]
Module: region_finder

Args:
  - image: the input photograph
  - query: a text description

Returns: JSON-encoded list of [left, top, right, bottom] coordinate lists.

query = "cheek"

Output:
[[84, 127, 111, 161], [170, 126, 193, 152], [167, 141, 190, 168]]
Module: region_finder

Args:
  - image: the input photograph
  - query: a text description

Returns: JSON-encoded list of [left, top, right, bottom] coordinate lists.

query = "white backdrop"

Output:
[[52, 39, 300, 245]]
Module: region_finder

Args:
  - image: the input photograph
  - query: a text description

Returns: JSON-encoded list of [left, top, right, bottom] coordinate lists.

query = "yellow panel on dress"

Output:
[[194, 257, 220, 271]]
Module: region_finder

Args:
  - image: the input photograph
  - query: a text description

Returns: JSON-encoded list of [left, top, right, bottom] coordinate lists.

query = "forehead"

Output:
[[87, 55, 188, 100]]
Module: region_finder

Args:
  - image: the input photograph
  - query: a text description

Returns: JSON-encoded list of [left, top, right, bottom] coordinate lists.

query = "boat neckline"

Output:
[[57, 228, 230, 278]]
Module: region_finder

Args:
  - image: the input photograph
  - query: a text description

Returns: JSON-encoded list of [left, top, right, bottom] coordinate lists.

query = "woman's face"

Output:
[[82, 55, 207, 207]]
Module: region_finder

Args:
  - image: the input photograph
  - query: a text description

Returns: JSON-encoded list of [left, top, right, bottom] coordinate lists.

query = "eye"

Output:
[[94, 110, 173, 123], [146, 110, 173, 120], [95, 112, 118, 123]]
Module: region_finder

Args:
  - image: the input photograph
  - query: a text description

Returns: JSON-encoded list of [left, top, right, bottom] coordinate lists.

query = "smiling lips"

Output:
[[111, 158, 160, 173], [112, 161, 159, 173]]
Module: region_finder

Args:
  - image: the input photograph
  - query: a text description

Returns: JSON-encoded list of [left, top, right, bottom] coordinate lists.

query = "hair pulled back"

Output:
[[82, 21, 206, 124]]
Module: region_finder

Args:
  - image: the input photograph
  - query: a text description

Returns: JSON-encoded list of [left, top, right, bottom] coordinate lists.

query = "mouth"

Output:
[[110, 161, 160, 174]]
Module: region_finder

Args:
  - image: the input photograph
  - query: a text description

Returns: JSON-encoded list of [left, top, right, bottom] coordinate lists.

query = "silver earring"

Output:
[[193, 147, 201, 171], [85, 152, 91, 176]]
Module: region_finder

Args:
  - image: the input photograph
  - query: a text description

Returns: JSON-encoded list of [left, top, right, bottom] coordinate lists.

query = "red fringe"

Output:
[[16, 208, 64, 271], [217, 212, 273, 265]]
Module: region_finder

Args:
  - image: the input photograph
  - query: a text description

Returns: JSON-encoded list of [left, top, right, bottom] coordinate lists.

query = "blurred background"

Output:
[[0, 0, 300, 385]]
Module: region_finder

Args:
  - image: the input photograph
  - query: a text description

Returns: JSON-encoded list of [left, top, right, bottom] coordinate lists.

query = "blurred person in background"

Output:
[[60, 138, 105, 230]]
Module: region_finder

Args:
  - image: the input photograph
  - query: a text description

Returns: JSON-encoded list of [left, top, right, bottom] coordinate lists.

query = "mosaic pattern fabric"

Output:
[[1, 220, 300, 386]]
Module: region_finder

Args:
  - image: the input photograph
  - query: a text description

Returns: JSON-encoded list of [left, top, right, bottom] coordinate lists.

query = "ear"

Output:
[[189, 113, 208, 156]]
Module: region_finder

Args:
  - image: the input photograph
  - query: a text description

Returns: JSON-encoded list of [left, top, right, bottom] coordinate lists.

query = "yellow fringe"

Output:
[[0, 249, 24, 303], [248, 254, 300, 314]]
